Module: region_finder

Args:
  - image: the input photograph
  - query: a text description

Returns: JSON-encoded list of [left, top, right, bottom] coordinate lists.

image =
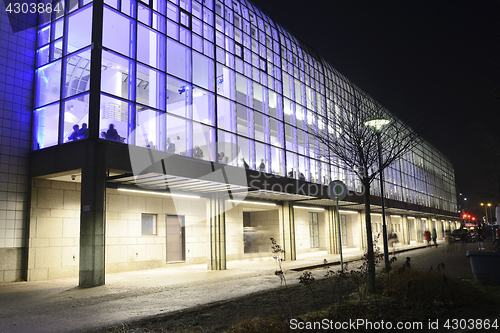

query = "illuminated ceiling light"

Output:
[[370, 213, 382, 216], [339, 210, 358, 214], [294, 206, 325, 211], [390, 215, 401, 218], [117, 188, 200, 199], [228, 200, 276, 207], [407, 216, 415, 219]]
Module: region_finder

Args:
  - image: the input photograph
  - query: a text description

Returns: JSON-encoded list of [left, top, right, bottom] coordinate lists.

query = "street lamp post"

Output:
[[365, 118, 391, 270], [488, 203, 493, 223], [481, 203, 490, 224]]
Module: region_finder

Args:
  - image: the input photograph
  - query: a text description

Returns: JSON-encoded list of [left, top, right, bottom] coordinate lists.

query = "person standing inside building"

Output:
[[259, 159, 265, 172], [193, 145, 204, 158], [219, 152, 228, 164], [77, 123, 89, 139], [167, 138, 176, 153], [68, 124, 79, 141], [106, 124, 120, 141]]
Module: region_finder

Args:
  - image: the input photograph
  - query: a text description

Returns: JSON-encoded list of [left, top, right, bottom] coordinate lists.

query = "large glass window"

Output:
[[137, 64, 166, 110], [33, 103, 60, 150], [237, 135, 252, 169], [166, 114, 188, 155], [136, 106, 166, 150], [217, 130, 237, 166], [101, 50, 134, 100], [35, 61, 62, 108], [103, 7, 135, 58], [62, 93, 90, 142], [236, 104, 252, 137], [100, 94, 132, 143], [192, 51, 214, 91], [167, 38, 191, 81], [167, 75, 191, 118], [137, 24, 166, 70], [235, 73, 249, 106], [67, 6, 93, 54], [216, 63, 235, 99], [192, 88, 215, 125], [216, 96, 236, 132], [193, 122, 215, 161], [64, 48, 91, 98]]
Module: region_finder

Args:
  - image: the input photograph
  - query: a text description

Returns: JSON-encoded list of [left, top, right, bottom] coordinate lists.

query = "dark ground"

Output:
[[89, 241, 500, 333]]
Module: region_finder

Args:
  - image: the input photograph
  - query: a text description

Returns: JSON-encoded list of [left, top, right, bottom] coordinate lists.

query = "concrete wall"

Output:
[[0, 6, 36, 282], [341, 213, 362, 249], [294, 208, 326, 253], [28, 179, 81, 281], [105, 188, 208, 273]]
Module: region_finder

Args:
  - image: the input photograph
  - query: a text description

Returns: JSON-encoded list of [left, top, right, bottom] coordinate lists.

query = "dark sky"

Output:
[[250, 0, 500, 213]]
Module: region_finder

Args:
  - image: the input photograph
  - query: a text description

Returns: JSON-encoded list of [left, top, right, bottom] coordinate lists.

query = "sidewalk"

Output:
[[0, 241, 488, 333]]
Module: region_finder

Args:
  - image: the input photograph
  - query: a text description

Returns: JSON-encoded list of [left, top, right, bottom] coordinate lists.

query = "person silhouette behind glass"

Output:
[[68, 124, 79, 141], [167, 138, 176, 153], [194, 145, 204, 158], [259, 159, 265, 172], [76, 123, 89, 139], [106, 123, 120, 141]]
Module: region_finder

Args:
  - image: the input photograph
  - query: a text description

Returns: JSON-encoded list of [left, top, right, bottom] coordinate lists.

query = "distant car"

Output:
[[468, 230, 476, 242], [451, 229, 475, 242]]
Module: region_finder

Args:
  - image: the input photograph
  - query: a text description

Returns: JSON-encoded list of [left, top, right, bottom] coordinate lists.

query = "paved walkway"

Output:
[[0, 240, 493, 333]]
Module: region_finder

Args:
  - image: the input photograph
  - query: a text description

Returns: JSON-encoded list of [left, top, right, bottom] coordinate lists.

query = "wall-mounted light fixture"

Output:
[[117, 188, 200, 199], [227, 200, 276, 207], [339, 210, 358, 214], [294, 206, 325, 211]]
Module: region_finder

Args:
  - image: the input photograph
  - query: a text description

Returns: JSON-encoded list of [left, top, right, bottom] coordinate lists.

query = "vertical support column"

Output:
[[359, 210, 367, 251], [207, 193, 226, 270], [279, 201, 296, 261], [326, 206, 339, 254], [416, 218, 424, 243], [439, 220, 445, 239], [88, 0, 103, 141], [401, 215, 410, 245], [79, 144, 107, 287]]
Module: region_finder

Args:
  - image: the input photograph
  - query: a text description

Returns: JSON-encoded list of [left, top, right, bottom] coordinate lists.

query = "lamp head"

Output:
[[364, 118, 390, 132]]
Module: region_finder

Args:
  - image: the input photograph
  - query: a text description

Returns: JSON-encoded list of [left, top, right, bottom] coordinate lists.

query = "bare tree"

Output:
[[310, 87, 426, 293]]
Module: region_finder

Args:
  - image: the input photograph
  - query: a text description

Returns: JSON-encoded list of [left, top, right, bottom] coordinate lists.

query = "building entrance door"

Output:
[[166, 215, 185, 262]]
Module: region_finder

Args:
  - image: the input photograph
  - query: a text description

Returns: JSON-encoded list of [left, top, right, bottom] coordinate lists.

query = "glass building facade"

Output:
[[32, 0, 456, 211]]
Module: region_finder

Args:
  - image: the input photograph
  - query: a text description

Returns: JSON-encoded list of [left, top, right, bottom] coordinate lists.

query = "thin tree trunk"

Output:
[[363, 178, 376, 293]]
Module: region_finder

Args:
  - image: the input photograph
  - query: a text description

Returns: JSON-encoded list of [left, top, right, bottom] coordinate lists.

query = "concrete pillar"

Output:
[[326, 206, 339, 254], [359, 210, 367, 251], [401, 215, 410, 245], [79, 148, 107, 287], [207, 193, 226, 270], [279, 201, 296, 261]]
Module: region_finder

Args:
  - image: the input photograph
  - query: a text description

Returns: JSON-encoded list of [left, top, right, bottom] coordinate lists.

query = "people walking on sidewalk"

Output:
[[424, 230, 431, 246], [431, 228, 437, 247]]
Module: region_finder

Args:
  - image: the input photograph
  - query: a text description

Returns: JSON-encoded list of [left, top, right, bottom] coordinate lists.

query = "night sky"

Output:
[[250, 0, 500, 216]]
